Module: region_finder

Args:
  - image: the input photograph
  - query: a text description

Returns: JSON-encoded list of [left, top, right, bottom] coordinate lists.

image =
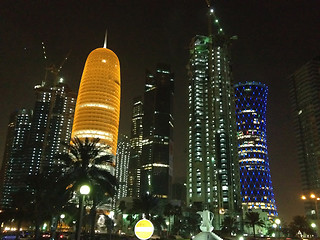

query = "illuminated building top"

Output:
[[72, 45, 121, 156]]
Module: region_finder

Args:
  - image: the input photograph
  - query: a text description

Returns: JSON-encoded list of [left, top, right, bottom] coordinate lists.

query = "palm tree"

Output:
[[164, 204, 182, 235], [289, 215, 313, 237], [24, 169, 71, 240], [56, 137, 118, 239], [152, 215, 167, 237], [131, 193, 159, 219], [245, 211, 264, 238], [221, 216, 238, 236]]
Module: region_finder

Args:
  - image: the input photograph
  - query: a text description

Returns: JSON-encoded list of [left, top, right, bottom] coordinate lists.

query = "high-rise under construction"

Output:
[[186, 6, 241, 228]]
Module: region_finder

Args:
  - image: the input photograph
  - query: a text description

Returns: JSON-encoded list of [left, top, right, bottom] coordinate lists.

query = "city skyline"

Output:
[[1, 1, 320, 222]]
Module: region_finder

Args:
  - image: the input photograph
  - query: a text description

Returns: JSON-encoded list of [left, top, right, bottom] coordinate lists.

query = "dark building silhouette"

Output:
[[235, 82, 278, 218], [289, 56, 320, 219], [0, 109, 33, 208], [140, 64, 174, 199]]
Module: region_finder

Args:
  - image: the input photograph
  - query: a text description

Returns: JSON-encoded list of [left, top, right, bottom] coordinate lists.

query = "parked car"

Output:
[[1, 234, 17, 240]]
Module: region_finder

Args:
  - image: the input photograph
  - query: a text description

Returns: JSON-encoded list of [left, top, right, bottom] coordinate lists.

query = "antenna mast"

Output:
[[103, 29, 108, 48]]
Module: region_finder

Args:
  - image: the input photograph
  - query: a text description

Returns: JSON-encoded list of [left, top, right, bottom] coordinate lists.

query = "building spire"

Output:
[[103, 29, 107, 48]]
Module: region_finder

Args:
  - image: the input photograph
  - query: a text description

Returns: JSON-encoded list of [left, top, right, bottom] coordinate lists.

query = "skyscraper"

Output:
[[187, 8, 241, 227], [289, 56, 320, 218], [71, 41, 121, 158], [0, 109, 32, 209], [24, 78, 76, 174], [127, 97, 143, 198], [115, 134, 131, 200], [140, 64, 174, 199], [235, 82, 277, 218]]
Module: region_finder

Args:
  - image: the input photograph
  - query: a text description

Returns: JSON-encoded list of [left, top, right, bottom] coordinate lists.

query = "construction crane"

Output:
[[41, 41, 71, 86]]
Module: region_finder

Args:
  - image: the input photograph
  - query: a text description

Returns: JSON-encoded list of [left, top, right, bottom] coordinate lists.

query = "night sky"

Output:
[[1, 0, 319, 223]]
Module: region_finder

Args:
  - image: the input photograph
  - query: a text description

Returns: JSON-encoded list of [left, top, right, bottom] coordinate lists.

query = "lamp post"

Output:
[[301, 194, 320, 219], [311, 223, 317, 237], [60, 214, 65, 232], [76, 185, 90, 240], [275, 219, 281, 237]]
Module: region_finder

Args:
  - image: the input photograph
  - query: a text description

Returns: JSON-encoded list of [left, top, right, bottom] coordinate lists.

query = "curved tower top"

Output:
[[72, 47, 121, 156], [235, 81, 277, 218]]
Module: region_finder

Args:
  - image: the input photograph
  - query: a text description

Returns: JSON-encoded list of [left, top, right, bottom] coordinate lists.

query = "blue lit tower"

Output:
[[234, 82, 277, 218]]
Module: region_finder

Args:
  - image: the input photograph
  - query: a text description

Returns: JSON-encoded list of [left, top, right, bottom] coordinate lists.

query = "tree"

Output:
[[245, 211, 264, 238], [131, 193, 159, 219], [164, 204, 182, 235], [289, 215, 313, 237], [25, 169, 71, 240], [220, 216, 238, 236], [152, 215, 167, 237], [176, 207, 200, 238], [57, 137, 118, 239], [2, 190, 32, 239]]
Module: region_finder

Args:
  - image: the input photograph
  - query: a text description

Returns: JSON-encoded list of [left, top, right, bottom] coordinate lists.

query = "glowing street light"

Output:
[[76, 185, 91, 240], [80, 185, 90, 195], [273, 218, 281, 237], [301, 193, 320, 219]]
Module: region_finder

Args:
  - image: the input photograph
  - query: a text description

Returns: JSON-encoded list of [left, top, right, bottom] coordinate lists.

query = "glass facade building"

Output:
[[24, 80, 76, 174], [187, 31, 241, 227], [289, 57, 320, 219], [0, 109, 32, 209], [115, 134, 131, 200], [235, 82, 277, 218], [127, 97, 143, 198], [140, 64, 174, 199], [0, 72, 75, 208]]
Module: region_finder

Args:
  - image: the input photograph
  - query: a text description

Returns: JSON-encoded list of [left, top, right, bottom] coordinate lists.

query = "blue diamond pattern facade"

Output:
[[235, 82, 277, 217]]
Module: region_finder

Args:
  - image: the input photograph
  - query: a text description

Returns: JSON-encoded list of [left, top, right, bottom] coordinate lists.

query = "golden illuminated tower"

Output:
[[72, 38, 120, 156]]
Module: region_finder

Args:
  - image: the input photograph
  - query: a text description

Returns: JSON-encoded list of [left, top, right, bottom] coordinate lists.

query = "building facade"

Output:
[[140, 64, 174, 199], [127, 97, 143, 198], [115, 134, 131, 200], [187, 9, 241, 227], [71, 46, 121, 158], [235, 82, 277, 218], [0, 109, 33, 209], [289, 56, 320, 218], [24, 79, 76, 175]]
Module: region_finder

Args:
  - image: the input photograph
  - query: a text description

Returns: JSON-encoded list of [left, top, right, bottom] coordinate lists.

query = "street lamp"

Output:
[[301, 194, 320, 219], [59, 214, 65, 232], [76, 185, 90, 240], [275, 218, 281, 237]]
